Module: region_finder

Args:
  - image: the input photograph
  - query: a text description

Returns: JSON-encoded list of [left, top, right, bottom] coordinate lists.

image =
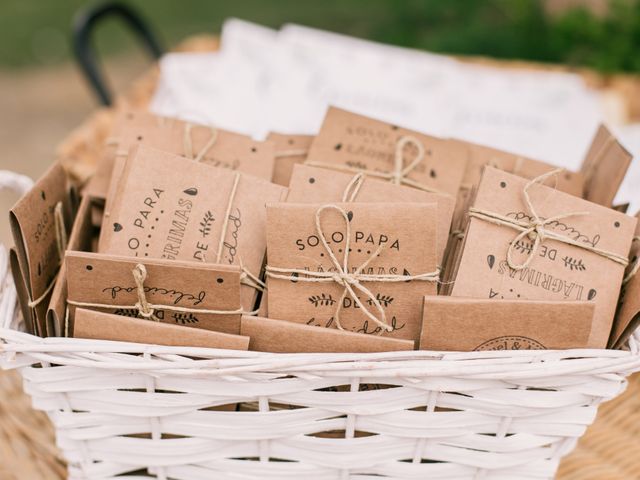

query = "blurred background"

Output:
[[1, 0, 639, 241]]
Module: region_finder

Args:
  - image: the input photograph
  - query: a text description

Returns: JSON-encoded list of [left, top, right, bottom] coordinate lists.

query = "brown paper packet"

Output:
[[450, 166, 637, 348], [98, 145, 288, 312], [266, 202, 438, 342], [611, 212, 640, 348], [420, 296, 595, 351], [287, 164, 455, 264], [9, 163, 75, 335], [305, 107, 467, 197], [47, 195, 103, 337], [451, 140, 585, 236], [66, 251, 242, 335], [580, 124, 632, 207], [74, 308, 250, 349], [454, 139, 584, 196], [266, 132, 314, 186], [84, 110, 277, 198], [241, 316, 413, 353]]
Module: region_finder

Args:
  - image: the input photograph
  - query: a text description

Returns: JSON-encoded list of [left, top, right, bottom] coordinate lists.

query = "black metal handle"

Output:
[[72, 1, 164, 106]]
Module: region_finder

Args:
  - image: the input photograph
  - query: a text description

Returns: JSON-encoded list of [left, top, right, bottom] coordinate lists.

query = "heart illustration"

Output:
[[588, 289, 597, 300], [183, 187, 198, 196], [487, 254, 495, 270], [347, 210, 354, 222], [113, 223, 123, 232]]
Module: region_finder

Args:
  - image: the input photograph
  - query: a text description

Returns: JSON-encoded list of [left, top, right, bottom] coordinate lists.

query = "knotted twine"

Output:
[[183, 123, 218, 163], [265, 204, 440, 334], [305, 136, 445, 194], [67, 263, 243, 321], [106, 121, 218, 161], [468, 168, 629, 271], [27, 202, 67, 308]]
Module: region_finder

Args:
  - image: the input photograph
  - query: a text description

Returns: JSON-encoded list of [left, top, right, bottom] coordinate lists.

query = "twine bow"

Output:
[[67, 263, 244, 319], [131, 264, 158, 321], [183, 123, 218, 163], [306, 135, 444, 194], [468, 169, 629, 271], [265, 204, 440, 334]]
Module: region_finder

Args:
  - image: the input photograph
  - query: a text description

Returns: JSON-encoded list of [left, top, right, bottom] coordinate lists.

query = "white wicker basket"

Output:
[[2, 171, 640, 480]]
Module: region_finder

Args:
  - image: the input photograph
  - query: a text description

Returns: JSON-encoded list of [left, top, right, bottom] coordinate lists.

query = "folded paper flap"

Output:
[[240, 315, 414, 353], [457, 139, 516, 186], [267, 132, 314, 152], [306, 107, 467, 196], [580, 124, 632, 206], [111, 111, 276, 180], [456, 139, 583, 196], [75, 309, 250, 350], [287, 164, 455, 262], [9, 162, 72, 298], [420, 296, 595, 351], [66, 251, 241, 310], [475, 167, 636, 256], [266, 202, 437, 269], [611, 211, 640, 347], [48, 195, 103, 336]]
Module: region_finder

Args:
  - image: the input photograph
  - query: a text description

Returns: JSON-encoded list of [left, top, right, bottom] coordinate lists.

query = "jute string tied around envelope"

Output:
[[623, 236, 640, 285], [193, 172, 265, 296], [305, 136, 445, 195], [468, 168, 629, 271], [265, 204, 440, 334], [27, 202, 67, 308], [67, 263, 244, 321]]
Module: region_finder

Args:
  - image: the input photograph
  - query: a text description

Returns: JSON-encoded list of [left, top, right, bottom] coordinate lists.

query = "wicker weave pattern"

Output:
[[1, 320, 640, 480]]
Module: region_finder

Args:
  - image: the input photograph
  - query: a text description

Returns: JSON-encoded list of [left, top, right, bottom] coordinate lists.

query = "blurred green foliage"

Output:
[[1, 0, 640, 73]]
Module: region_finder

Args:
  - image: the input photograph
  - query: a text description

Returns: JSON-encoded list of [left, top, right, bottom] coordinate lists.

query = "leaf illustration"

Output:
[[562, 256, 586, 271], [198, 210, 215, 238], [308, 293, 336, 307], [172, 313, 199, 324], [367, 293, 394, 307], [513, 240, 533, 255]]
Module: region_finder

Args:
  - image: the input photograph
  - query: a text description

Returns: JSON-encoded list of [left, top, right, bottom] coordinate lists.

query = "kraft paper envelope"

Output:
[[86, 110, 276, 198], [266, 202, 437, 342], [420, 296, 595, 351], [241, 316, 414, 353], [267, 132, 314, 186], [47, 195, 102, 337], [305, 106, 467, 197], [580, 124, 632, 207], [455, 139, 584, 196], [75, 308, 250, 350], [99, 145, 288, 311], [287, 164, 454, 264], [10, 162, 75, 336], [66, 251, 242, 334], [611, 211, 640, 348], [451, 167, 637, 348]]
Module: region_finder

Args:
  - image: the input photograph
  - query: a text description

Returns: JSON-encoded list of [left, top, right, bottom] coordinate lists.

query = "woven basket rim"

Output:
[[2, 325, 640, 379]]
